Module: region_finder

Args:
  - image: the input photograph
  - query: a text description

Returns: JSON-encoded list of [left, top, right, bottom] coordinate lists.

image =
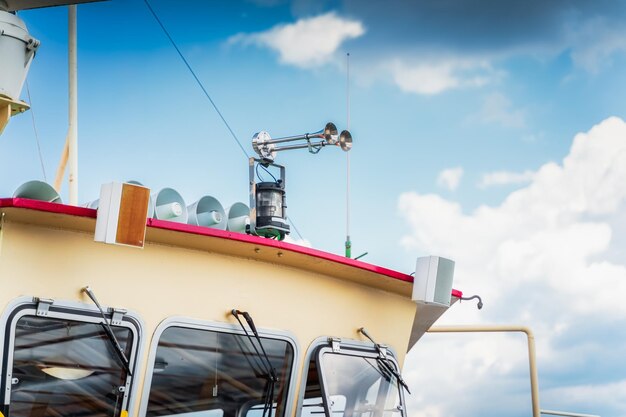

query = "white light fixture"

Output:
[[40, 366, 94, 380]]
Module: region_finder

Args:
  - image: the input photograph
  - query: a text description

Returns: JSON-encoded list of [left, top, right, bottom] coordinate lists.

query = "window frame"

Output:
[[297, 337, 407, 417], [0, 296, 145, 415], [139, 316, 300, 417]]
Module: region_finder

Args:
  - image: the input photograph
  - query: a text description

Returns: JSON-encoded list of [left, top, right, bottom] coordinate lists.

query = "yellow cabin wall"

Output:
[[0, 215, 417, 416]]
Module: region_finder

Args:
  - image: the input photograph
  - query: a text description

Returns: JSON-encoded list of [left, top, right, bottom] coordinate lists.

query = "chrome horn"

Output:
[[252, 122, 352, 162]]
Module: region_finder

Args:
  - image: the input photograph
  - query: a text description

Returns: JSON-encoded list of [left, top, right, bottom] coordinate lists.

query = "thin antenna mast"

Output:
[[345, 52, 351, 258]]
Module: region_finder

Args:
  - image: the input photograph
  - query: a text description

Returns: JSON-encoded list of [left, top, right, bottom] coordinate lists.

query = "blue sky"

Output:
[[2, 1, 626, 416]]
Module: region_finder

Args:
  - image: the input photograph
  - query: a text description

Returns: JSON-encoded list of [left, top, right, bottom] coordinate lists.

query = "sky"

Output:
[[2, 0, 626, 416]]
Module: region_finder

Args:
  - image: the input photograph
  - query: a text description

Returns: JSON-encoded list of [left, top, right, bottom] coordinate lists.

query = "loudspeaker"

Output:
[[226, 202, 250, 233], [84, 180, 154, 217], [13, 180, 62, 203], [94, 182, 150, 248], [153, 188, 188, 223], [188, 196, 227, 230], [412, 256, 455, 307]]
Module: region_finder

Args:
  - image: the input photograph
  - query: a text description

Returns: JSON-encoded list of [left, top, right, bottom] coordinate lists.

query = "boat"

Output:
[[0, 2, 464, 416]]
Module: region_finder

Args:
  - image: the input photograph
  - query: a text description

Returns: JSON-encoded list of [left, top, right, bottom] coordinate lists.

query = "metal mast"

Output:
[[68, 4, 78, 204]]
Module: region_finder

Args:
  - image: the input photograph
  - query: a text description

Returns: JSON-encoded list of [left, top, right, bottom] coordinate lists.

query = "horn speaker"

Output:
[[13, 180, 62, 203], [188, 196, 227, 230], [153, 188, 188, 223], [226, 202, 250, 233]]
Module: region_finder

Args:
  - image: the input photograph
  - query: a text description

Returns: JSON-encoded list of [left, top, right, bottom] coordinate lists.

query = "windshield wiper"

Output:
[[83, 286, 132, 376], [358, 327, 410, 394], [232, 309, 277, 417]]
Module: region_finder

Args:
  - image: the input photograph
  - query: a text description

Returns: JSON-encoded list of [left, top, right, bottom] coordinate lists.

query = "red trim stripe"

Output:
[[0, 198, 462, 297]]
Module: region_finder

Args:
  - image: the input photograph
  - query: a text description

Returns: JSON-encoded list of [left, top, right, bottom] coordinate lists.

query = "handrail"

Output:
[[428, 325, 540, 417]]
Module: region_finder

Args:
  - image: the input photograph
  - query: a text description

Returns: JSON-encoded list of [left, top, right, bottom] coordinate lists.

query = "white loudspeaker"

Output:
[[84, 180, 154, 217], [412, 256, 455, 307], [188, 196, 227, 230], [13, 180, 62, 203], [94, 182, 150, 248], [226, 202, 250, 233], [153, 188, 188, 223]]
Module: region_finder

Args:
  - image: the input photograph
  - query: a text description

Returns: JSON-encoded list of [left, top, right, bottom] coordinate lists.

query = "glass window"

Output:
[[146, 326, 295, 417], [5, 313, 135, 417], [301, 345, 405, 417]]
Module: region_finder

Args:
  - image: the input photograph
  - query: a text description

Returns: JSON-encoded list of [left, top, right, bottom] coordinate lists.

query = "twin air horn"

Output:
[[252, 122, 352, 163], [248, 121, 353, 240]]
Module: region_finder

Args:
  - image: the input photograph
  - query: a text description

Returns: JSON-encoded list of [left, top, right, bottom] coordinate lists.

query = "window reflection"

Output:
[[146, 326, 294, 417], [302, 348, 404, 417], [9, 315, 133, 417]]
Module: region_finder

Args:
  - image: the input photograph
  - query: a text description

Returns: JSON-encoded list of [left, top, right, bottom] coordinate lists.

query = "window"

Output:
[[1, 298, 141, 417], [300, 341, 406, 417], [144, 322, 296, 417]]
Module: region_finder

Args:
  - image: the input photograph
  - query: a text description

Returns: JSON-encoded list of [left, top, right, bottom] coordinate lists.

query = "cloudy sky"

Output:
[[2, 1, 626, 416]]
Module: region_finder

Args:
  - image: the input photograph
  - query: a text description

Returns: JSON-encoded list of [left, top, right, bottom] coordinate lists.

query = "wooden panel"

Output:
[[115, 184, 150, 247]]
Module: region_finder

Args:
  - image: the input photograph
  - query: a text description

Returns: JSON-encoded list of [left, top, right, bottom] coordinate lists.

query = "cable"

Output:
[[25, 80, 47, 182], [287, 217, 304, 240], [144, 1, 307, 242], [143, 0, 249, 158], [256, 163, 277, 183]]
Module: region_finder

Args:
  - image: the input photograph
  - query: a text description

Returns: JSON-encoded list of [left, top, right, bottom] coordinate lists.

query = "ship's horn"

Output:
[[338, 130, 352, 152], [252, 122, 340, 161], [226, 202, 250, 233], [153, 188, 188, 223], [13, 180, 62, 203], [188, 195, 227, 230]]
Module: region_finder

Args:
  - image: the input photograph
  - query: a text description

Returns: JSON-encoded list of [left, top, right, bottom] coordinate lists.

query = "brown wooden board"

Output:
[[115, 183, 150, 247]]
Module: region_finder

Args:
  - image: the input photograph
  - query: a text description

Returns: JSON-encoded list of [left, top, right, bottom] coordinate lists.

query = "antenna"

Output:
[[345, 52, 351, 258]]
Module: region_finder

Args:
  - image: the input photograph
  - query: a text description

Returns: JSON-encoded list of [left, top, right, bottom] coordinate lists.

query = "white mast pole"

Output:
[[68, 5, 78, 205]]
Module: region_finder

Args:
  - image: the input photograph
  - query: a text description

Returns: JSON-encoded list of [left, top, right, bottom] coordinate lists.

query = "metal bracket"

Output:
[[108, 307, 127, 326], [328, 337, 341, 353], [34, 297, 54, 316]]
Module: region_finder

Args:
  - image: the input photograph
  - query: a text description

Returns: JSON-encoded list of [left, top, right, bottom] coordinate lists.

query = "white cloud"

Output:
[[436, 167, 464, 191], [387, 59, 494, 95], [478, 169, 535, 188], [477, 92, 526, 128], [567, 17, 626, 73], [228, 13, 365, 68], [398, 117, 626, 416]]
